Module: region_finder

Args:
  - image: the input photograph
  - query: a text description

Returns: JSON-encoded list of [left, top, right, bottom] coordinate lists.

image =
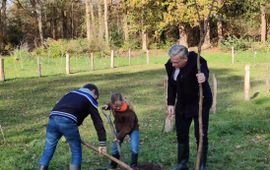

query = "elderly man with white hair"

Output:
[[165, 44, 213, 170]]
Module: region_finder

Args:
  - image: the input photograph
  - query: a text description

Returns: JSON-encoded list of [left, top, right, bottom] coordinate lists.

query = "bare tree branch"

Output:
[[14, 0, 36, 18]]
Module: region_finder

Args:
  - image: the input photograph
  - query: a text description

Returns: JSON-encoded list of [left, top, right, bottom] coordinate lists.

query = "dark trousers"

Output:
[[175, 103, 211, 164]]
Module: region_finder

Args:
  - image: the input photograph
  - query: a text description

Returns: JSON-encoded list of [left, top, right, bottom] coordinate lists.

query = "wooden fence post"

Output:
[[37, 56, 42, 77], [244, 64, 250, 101], [90, 53, 95, 71], [146, 49, 150, 65], [211, 74, 217, 113], [66, 52, 70, 75], [164, 76, 168, 101], [111, 50, 115, 68], [0, 57, 5, 81], [128, 49, 131, 65], [0, 124, 5, 141], [253, 51, 257, 64], [231, 46, 235, 64], [266, 65, 269, 92]]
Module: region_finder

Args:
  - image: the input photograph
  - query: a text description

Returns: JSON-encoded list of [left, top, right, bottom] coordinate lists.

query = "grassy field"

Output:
[[0, 49, 270, 170]]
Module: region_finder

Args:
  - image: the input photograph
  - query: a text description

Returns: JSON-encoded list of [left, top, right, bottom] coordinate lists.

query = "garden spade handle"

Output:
[[101, 109, 123, 159], [81, 140, 133, 170]]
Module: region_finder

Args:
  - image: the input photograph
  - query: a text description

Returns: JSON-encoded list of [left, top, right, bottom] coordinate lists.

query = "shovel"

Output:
[[101, 109, 124, 160], [81, 140, 133, 170]]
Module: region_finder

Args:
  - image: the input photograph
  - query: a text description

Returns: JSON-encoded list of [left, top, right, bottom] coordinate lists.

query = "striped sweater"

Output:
[[50, 88, 106, 146]]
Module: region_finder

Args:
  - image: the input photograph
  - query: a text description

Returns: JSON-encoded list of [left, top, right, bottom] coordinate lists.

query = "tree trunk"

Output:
[[71, 1, 74, 39], [2, 0, 7, 41], [62, 8, 68, 38], [0, 5, 2, 50], [51, 6, 57, 39], [123, 13, 129, 42], [35, 0, 44, 44], [178, 25, 188, 47], [85, 0, 92, 41], [142, 30, 148, 51], [202, 23, 211, 48], [260, 3, 267, 42], [217, 14, 223, 45], [0, 0, 7, 50], [98, 1, 104, 40], [90, 2, 96, 39], [104, 0, 109, 44]]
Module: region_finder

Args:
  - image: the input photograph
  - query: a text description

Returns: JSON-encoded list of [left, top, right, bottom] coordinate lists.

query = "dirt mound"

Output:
[[134, 163, 163, 170]]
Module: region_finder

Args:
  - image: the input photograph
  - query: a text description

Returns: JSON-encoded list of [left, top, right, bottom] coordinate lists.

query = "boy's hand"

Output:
[[114, 138, 120, 143], [98, 146, 107, 154], [102, 104, 109, 110]]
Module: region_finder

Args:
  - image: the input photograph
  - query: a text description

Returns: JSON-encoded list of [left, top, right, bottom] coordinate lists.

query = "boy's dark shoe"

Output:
[[38, 165, 48, 170], [130, 153, 138, 168], [69, 164, 81, 170]]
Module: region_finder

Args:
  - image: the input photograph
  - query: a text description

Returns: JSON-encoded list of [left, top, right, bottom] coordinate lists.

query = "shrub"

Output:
[[12, 44, 32, 61], [221, 35, 249, 50]]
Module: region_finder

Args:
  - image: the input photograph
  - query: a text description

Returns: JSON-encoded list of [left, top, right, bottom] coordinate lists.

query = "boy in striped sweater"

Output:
[[39, 84, 107, 170]]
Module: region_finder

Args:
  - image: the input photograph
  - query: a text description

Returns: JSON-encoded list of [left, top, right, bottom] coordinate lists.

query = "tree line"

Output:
[[0, 0, 269, 55]]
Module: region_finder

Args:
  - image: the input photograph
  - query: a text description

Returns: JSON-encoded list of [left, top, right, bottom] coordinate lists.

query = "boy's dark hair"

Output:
[[111, 92, 123, 104], [83, 83, 99, 99]]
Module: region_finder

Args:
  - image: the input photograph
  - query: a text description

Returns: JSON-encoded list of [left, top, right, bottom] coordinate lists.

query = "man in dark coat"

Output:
[[165, 44, 212, 170]]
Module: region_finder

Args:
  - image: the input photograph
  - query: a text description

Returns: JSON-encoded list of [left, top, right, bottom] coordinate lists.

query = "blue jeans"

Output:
[[112, 129, 140, 155], [39, 115, 82, 166]]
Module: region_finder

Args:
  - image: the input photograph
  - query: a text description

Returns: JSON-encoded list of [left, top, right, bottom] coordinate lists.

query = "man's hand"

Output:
[[167, 105, 175, 117], [98, 146, 107, 154], [196, 73, 206, 83]]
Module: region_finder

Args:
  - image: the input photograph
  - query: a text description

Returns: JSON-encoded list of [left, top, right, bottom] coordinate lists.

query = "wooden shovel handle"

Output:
[[81, 140, 133, 170]]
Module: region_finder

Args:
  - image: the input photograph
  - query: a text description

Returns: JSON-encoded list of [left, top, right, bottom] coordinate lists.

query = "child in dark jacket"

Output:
[[100, 92, 140, 169], [38, 84, 107, 170]]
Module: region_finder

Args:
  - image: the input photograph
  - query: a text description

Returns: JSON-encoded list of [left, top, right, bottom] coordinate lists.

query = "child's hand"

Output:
[[98, 146, 107, 154], [114, 138, 120, 143], [102, 104, 109, 110]]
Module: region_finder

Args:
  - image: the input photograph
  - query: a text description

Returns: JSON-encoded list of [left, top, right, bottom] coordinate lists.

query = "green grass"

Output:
[[0, 49, 270, 170]]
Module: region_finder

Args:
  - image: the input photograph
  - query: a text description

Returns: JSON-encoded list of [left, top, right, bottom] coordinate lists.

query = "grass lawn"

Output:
[[0, 49, 270, 170]]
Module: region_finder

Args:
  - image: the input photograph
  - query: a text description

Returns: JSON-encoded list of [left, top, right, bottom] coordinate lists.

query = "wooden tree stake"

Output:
[[193, 0, 217, 169], [66, 52, 70, 75], [111, 50, 115, 68], [244, 64, 250, 101], [211, 74, 217, 113], [232, 46, 235, 64], [0, 57, 5, 81], [37, 56, 42, 77], [90, 53, 95, 71]]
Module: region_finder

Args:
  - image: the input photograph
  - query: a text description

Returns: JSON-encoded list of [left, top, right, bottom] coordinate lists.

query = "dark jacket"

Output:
[[165, 51, 212, 117], [50, 88, 106, 146]]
